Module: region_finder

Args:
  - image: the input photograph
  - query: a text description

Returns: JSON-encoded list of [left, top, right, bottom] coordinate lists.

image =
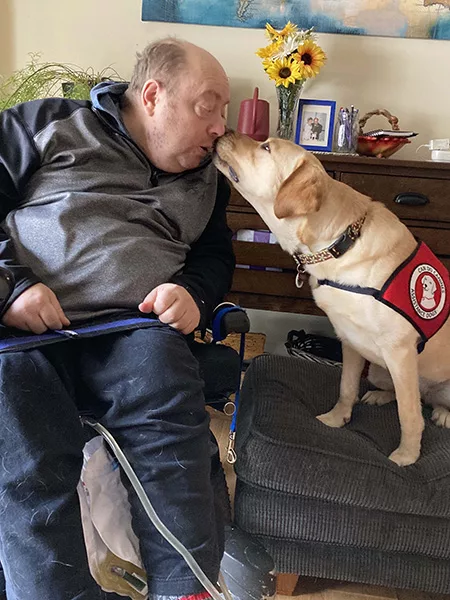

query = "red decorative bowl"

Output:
[[357, 135, 411, 159], [356, 108, 413, 159]]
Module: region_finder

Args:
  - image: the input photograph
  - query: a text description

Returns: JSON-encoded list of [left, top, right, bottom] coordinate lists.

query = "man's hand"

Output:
[[2, 283, 71, 334], [139, 283, 200, 335]]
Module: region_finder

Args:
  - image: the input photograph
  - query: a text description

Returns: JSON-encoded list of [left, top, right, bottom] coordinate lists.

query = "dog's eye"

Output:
[[260, 143, 271, 153]]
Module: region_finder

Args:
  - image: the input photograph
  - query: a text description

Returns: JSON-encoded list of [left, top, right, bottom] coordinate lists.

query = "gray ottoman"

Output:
[[234, 354, 450, 593]]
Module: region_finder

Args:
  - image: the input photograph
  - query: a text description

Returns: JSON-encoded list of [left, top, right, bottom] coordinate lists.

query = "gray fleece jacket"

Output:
[[0, 82, 235, 326]]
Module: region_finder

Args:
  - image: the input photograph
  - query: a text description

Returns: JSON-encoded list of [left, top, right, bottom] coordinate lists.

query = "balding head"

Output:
[[127, 38, 226, 97], [122, 37, 229, 173]]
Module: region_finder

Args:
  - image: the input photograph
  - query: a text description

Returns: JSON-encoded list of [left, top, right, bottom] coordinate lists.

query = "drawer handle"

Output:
[[394, 192, 429, 206]]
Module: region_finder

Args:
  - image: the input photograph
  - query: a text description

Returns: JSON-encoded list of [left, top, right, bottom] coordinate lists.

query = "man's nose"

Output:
[[209, 116, 226, 139]]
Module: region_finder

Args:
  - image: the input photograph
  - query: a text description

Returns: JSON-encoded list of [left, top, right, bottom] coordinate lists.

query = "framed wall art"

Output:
[[142, 1, 450, 40]]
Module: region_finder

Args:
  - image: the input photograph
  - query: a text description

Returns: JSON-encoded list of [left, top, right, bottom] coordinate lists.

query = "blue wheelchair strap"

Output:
[[0, 316, 158, 353]]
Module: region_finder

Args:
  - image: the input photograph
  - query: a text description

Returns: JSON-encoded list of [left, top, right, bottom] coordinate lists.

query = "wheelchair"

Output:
[[0, 267, 275, 600]]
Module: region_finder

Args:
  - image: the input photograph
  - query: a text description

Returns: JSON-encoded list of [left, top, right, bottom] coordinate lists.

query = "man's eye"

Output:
[[261, 143, 271, 153], [197, 105, 213, 115]]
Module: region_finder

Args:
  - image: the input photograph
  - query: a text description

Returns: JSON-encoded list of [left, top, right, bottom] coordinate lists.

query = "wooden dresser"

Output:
[[225, 154, 450, 315]]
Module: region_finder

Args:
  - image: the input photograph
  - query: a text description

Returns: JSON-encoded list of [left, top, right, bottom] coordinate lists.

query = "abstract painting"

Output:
[[142, 0, 450, 40]]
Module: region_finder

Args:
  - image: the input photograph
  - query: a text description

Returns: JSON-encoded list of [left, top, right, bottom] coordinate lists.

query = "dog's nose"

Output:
[[212, 128, 235, 152], [211, 137, 223, 153]]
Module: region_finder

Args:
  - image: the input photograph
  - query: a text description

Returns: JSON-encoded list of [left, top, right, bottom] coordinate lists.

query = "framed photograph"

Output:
[[295, 99, 336, 152]]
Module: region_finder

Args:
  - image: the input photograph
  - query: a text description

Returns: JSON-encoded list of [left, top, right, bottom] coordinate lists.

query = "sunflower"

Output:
[[256, 40, 282, 60], [265, 57, 304, 88], [265, 21, 297, 41], [295, 39, 327, 78], [265, 23, 280, 40], [278, 21, 298, 38]]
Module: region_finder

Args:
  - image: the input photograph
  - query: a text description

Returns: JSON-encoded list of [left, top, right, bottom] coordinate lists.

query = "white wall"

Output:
[[3, 0, 450, 159], [3, 0, 449, 352]]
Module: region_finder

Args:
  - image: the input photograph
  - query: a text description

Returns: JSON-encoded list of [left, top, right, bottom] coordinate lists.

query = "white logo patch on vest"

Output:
[[410, 264, 446, 320]]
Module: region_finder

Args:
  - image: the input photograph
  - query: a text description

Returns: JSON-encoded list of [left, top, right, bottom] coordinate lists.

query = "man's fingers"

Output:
[[139, 288, 158, 313], [1, 283, 70, 333], [40, 304, 66, 331], [168, 311, 198, 335], [50, 295, 71, 327], [56, 303, 71, 326], [178, 319, 197, 335], [139, 285, 200, 333], [151, 289, 177, 316], [179, 315, 198, 335], [25, 315, 48, 335], [158, 304, 187, 326]]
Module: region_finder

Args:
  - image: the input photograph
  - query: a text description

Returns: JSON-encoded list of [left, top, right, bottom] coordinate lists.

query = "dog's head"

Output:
[[422, 275, 437, 295], [212, 131, 328, 219]]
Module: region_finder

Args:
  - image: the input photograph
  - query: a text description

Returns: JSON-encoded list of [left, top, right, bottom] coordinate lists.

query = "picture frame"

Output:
[[295, 99, 336, 152]]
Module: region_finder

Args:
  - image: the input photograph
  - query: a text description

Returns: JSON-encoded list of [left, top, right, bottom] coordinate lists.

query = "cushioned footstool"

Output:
[[233, 354, 450, 594]]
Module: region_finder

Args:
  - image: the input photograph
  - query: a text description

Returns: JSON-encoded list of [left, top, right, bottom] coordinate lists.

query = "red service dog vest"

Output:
[[318, 242, 450, 352]]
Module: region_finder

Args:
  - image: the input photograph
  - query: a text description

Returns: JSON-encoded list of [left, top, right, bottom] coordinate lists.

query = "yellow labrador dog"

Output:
[[213, 131, 450, 466]]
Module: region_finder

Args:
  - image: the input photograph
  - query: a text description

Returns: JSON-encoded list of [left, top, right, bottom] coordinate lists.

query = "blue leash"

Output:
[[226, 331, 246, 464], [211, 306, 247, 464]]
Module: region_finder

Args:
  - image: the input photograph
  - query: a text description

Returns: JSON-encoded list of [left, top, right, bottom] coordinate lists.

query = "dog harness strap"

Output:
[[318, 241, 450, 352], [317, 279, 380, 297]]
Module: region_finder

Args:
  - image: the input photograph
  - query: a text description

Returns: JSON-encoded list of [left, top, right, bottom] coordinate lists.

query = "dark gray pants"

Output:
[[0, 324, 224, 599]]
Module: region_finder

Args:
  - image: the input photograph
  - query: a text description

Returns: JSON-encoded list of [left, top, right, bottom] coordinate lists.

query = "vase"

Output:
[[276, 80, 304, 141]]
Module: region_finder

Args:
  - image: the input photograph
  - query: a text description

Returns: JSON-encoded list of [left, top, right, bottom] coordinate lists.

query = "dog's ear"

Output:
[[274, 159, 325, 219]]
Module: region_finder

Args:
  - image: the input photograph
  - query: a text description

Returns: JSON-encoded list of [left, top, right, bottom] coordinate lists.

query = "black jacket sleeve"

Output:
[[0, 106, 42, 310], [171, 173, 236, 329]]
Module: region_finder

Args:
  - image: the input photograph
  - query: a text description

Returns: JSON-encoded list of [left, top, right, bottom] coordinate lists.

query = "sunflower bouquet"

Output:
[[256, 22, 327, 139]]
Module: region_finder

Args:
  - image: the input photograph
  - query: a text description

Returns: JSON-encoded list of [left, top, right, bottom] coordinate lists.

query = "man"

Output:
[[311, 116, 323, 141], [0, 38, 233, 600], [302, 116, 313, 142]]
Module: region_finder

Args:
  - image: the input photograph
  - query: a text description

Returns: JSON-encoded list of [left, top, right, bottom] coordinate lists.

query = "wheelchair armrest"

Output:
[[212, 303, 250, 342]]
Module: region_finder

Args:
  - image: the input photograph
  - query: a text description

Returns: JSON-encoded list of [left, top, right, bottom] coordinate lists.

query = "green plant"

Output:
[[0, 54, 123, 111]]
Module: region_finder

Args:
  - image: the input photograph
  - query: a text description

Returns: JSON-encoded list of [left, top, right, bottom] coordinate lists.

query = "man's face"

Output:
[[143, 61, 229, 173]]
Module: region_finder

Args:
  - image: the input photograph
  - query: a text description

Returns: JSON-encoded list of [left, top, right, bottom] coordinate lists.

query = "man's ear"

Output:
[[141, 80, 159, 116], [274, 160, 325, 219]]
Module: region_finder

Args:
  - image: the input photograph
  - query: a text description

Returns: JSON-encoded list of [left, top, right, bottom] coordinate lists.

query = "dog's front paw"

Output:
[[361, 390, 395, 406], [431, 405, 450, 428], [388, 447, 419, 467], [316, 404, 351, 428]]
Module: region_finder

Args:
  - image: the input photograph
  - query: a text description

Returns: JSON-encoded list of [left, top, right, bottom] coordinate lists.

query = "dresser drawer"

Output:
[[340, 173, 450, 223]]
